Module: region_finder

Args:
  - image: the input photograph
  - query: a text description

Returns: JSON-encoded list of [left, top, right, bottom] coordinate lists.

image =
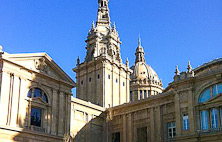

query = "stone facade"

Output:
[[106, 59, 222, 142], [0, 51, 75, 142], [1, 0, 222, 142], [70, 97, 105, 142]]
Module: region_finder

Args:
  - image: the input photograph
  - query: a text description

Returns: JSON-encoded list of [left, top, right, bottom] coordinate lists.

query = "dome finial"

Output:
[[138, 34, 141, 46]]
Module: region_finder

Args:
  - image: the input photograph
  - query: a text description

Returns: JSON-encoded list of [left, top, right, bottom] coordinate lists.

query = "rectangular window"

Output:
[[200, 110, 208, 130], [31, 107, 42, 127], [123, 82, 125, 86], [182, 114, 189, 130], [112, 132, 120, 142], [116, 79, 118, 83], [130, 91, 133, 101], [98, 74, 100, 79], [211, 108, 218, 129], [81, 80, 83, 85], [140, 90, 143, 100], [108, 75, 111, 79], [137, 127, 147, 142], [168, 122, 176, 138], [148, 90, 151, 97], [144, 90, 147, 99], [89, 77, 92, 82]]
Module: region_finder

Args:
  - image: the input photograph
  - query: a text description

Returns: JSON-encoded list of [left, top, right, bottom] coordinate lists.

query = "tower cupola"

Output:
[[135, 37, 146, 63]]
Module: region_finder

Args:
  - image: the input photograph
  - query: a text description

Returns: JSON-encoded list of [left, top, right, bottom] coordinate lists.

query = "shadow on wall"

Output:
[[11, 78, 69, 142], [72, 112, 108, 142], [0, 55, 72, 142]]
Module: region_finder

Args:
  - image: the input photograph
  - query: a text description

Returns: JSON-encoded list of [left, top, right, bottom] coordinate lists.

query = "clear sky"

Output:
[[0, 0, 222, 95]]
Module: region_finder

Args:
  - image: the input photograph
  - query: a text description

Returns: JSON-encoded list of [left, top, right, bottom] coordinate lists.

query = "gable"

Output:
[[3, 53, 75, 87]]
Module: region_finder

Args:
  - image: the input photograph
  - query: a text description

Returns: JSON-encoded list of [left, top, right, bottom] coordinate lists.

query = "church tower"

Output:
[[74, 0, 132, 108]]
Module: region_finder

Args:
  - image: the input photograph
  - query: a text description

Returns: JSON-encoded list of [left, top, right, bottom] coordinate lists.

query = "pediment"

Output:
[[3, 53, 75, 87]]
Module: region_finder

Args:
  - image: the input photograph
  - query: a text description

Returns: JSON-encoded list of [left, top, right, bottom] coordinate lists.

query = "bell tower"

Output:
[[74, 0, 132, 108]]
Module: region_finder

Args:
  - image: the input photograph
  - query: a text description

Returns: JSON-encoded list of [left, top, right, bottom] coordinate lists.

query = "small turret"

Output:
[[135, 36, 145, 63]]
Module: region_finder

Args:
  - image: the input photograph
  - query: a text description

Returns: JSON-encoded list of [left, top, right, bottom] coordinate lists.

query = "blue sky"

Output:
[[0, 0, 222, 95]]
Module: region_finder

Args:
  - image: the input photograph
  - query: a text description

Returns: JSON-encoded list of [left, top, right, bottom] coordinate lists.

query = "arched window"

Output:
[[199, 83, 222, 103], [28, 88, 48, 103], [198, 83, 222, 132], [27, 88, 49, 131], [199, 88, 211, 103]]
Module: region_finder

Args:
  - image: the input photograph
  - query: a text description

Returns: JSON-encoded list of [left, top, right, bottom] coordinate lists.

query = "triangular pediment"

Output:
[[3, 53, 75, 87]]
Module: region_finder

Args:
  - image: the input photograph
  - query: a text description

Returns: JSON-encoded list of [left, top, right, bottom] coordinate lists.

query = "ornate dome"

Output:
[[131, 62, 160, 82], [130, 37, 163, 102], [130, 37, 163, 87]]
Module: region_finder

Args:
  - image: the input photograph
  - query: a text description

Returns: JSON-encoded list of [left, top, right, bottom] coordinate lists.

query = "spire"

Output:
[[97, 0, 110, 26], [135, 36, 146, 63], [139, 35, 141, 46], [112, 22, 118, 35], [175, 65, 180, 75], [77, 56, 80, 66]]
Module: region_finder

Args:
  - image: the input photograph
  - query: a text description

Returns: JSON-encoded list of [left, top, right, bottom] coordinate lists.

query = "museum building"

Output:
[[0, 0, 222, 142]]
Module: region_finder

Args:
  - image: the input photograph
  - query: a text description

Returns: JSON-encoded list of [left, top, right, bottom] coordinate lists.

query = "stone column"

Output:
[[58, 91, 65, 136], [156, 106, 162, 142], [11, 75, 20, 127], [51, 89, 58, 135], [174, 92, 182, 136], [188, 89, 195, 133], [142, 90, 144, 99], [66, 94, 71, 134], [150, 108, 155, 142], [123, 114, 127, 142], [128, 113, 133, 142]]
